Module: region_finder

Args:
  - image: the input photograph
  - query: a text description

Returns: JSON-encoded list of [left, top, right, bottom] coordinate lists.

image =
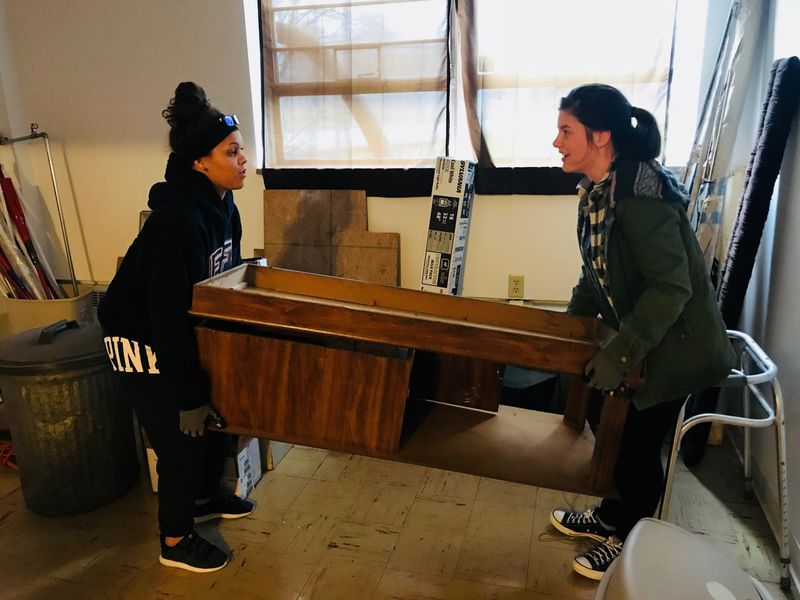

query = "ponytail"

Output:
[[626, 106, 661, 161], [560, 84, 661, 162]]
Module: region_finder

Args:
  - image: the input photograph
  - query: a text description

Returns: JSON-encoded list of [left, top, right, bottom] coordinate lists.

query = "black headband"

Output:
[[183, 114, 239, 162]]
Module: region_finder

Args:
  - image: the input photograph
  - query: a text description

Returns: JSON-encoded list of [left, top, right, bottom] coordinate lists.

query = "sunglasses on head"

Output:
[[220, 114, 239, 127]]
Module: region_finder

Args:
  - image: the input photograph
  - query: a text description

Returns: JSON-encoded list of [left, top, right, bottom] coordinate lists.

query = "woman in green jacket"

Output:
[[548, 84, 736, 580]]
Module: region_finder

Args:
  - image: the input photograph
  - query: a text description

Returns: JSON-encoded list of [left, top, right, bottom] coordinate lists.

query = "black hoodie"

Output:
[[98, 153, 242, 410]]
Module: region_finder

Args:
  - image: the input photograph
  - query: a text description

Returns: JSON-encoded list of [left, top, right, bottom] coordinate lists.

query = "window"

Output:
[[458, 0, 678, 167], [257, 0, 709, 171], [261, 0, 449, 168]]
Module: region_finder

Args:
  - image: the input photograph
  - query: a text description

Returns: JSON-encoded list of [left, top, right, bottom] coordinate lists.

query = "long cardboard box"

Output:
[[420, 157, 477, 295]]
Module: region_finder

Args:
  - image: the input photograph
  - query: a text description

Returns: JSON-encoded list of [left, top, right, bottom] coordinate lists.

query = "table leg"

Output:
[[589, 391, 629, 491], [563, 375, 589, 431]]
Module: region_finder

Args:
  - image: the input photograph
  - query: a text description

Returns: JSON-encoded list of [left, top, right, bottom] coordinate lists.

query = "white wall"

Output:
[[0, 0, 263, 284], [731, 0, 800, 587], [369, 194, 580, 299], [738, 77, 800, 593]]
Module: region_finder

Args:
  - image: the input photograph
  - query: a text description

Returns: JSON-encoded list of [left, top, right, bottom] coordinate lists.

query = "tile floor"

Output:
[[0, 436, 792, 600]]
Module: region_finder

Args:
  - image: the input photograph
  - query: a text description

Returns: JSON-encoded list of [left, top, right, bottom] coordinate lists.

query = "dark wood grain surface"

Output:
[[197, 326, 413, 453]]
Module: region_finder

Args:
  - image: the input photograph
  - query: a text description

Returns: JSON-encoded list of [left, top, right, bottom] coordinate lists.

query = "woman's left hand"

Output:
[[584, 351, 625, 391]]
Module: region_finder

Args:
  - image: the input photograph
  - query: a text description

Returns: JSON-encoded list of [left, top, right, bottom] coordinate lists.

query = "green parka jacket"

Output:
[[568, 160, 736, 410]]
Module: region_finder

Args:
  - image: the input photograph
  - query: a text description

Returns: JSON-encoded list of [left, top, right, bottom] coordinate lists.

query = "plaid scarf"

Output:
[[575, 159, 690, 319], [578, 170, 616, 309]]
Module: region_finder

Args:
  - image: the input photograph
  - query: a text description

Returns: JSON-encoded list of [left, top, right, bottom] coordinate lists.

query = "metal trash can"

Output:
[[0, 319, 138, 515]]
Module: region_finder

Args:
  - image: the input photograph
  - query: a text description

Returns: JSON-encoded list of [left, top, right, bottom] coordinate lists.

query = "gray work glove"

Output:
[[584, 351, 625, 391], [179, 403, 219, 437]]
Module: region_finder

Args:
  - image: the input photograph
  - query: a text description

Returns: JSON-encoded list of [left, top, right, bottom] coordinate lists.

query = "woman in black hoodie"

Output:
[[98, 82, 252, 573]]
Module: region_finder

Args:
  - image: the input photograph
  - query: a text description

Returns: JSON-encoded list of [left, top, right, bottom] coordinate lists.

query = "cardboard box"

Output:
[[420, 157, 477, 295], [144, 445, 158, 492], [143, 430, 262, 499], [265, 439, 292, 470], [222, 436, 262, 499]]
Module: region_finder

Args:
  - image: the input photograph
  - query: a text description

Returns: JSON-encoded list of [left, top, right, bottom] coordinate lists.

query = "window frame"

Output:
[[257, 0, 701, 194], [262, 0, 450, 167]]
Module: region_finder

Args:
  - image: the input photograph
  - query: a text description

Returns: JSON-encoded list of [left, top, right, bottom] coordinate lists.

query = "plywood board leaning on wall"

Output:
[[259, 189, 400, 286]]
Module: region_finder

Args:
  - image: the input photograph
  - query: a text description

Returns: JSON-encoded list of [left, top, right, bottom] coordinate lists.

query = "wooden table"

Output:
[[190, 264, 632, 495]]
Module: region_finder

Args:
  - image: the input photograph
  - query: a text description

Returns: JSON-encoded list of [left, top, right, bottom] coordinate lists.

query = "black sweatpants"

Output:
[[118, 372, 229, 538], [587, 393, 685, 540]]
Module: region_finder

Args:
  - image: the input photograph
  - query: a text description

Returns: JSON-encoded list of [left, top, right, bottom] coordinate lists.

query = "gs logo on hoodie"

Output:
[[209, 239, 233, 276]]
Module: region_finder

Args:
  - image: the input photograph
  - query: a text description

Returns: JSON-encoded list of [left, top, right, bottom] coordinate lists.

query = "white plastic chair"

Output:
[[658, 330, 790, 591]]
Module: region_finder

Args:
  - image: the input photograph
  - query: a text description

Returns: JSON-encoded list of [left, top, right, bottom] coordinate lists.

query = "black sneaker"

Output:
[[159, 531, 229, 573], [549, 507, 616, 541], [572, 535, 623, 580], [194, 494, 255, 524]]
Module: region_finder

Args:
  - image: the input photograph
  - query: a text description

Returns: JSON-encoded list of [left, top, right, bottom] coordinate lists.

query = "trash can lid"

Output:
[[604, 518, 761, 599], [0, 319, 108, 375]]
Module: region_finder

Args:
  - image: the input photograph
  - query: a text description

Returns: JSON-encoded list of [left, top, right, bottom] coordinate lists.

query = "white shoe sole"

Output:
[[159, 555, 229, 573], [572, 557, 608, 581], [549, 512, 610, 542], [194, 507, 255, 524]]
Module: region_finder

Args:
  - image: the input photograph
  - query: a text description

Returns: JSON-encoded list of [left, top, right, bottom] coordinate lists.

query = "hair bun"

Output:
[[162, 81, 211, 128]]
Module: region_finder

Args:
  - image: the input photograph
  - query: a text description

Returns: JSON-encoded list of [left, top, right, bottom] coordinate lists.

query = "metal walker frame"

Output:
[[659, 330, 791, 591]]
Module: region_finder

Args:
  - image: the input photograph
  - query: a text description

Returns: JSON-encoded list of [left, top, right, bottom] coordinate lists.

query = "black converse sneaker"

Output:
[[572, 535, 624, 580], [194, 494, 255, 524], [159, 531, 229, 573], [549, 507, 616, 541]]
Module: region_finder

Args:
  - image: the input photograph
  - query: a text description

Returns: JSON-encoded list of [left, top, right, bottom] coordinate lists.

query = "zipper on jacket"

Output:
[[577, 198, 619, 328]]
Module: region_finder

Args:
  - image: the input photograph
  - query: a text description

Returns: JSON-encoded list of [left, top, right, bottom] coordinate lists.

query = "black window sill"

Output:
[[260, 167, 581, 197]]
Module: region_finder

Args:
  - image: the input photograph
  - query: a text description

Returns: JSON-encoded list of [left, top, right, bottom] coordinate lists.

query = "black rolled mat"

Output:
[[718, 55, 800, 327]]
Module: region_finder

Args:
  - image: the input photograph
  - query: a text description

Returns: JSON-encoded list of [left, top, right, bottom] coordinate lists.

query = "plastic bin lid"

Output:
[[0, 319, 108, 375], [605, 518, 762, 600]]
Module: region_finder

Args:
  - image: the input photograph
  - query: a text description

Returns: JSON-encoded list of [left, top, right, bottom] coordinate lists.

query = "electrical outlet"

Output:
[[508, 274, 524, 298]]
